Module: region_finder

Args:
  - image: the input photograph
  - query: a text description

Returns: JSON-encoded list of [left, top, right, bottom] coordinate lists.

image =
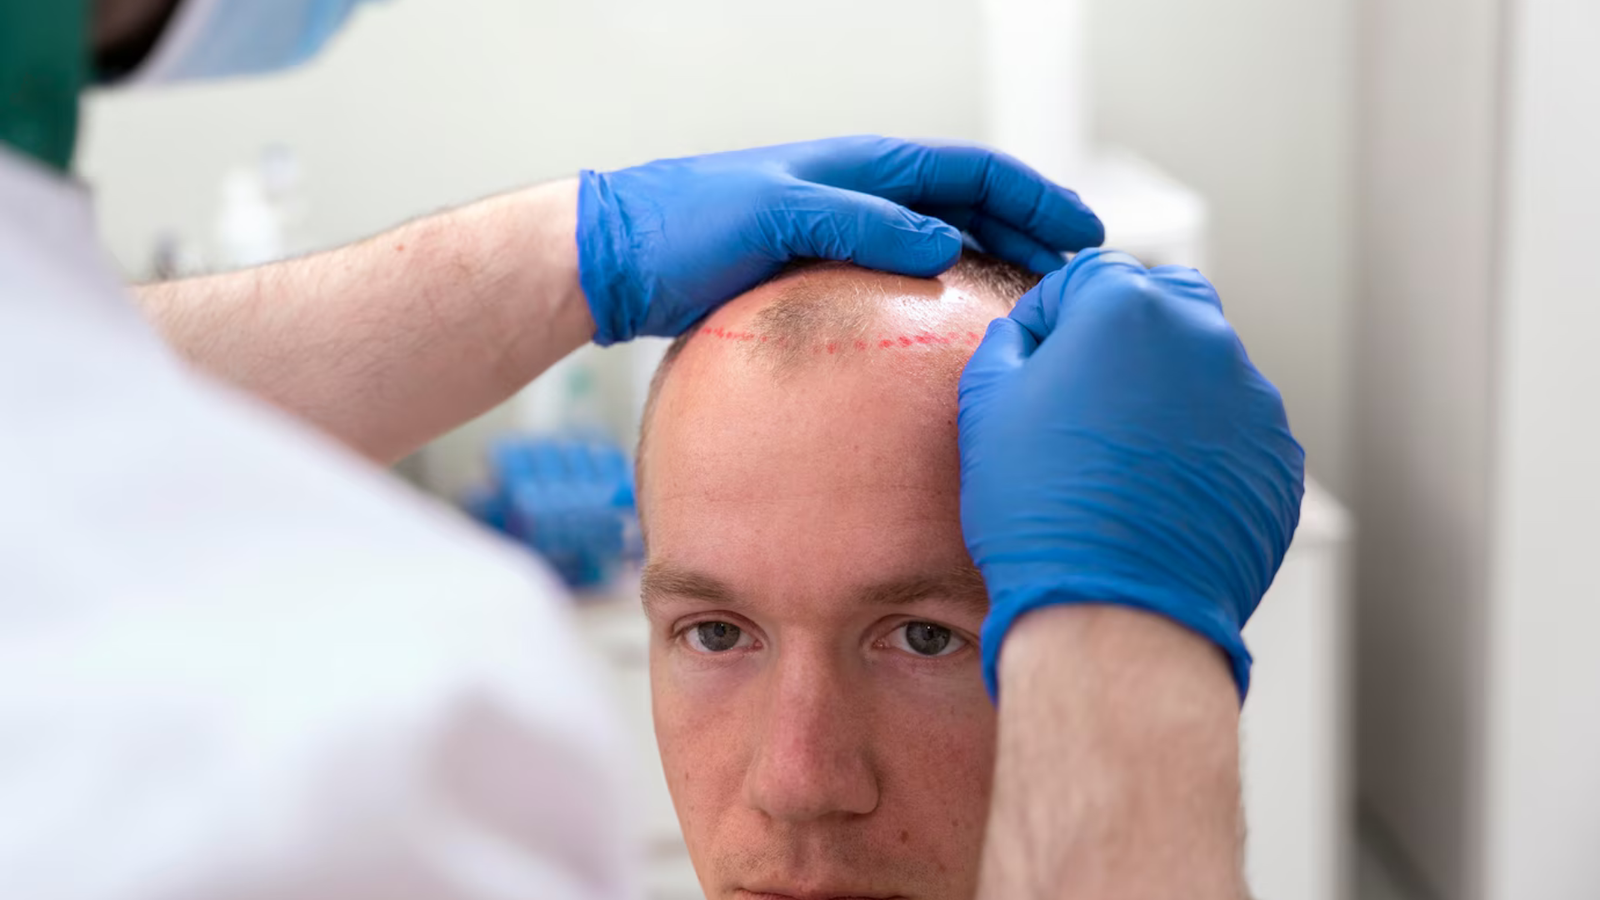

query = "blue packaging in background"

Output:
[[464, 435, 641, 591]]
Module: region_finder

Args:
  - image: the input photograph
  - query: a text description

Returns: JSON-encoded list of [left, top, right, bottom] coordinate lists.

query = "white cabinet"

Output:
[[1242, 479, 1352, 900]]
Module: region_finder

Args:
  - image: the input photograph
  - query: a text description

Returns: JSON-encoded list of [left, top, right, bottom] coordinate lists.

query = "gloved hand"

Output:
[[957, 249, 1305, 700], [577, 135, 1105, 345]]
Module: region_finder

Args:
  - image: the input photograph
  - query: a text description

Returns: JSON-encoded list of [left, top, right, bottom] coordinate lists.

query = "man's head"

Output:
[[637, 252, 1039, 900]]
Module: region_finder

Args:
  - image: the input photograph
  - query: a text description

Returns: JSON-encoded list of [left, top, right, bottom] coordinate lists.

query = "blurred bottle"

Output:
[[148, 230, 201, 281], [214, 145, 307, 269], [215, 167, 283, 268], [258, 144, 310, 256]]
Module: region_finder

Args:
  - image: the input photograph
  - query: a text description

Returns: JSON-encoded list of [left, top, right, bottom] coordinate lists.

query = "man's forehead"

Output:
[[644, 363, 962, 523], [635, 262, 1009, 577], [647, 274, 996, 467]]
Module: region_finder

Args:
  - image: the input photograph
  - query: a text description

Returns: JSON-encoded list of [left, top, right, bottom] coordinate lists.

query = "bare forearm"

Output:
[[136, 178, 593, 463], [978, 605, 1245, 900]]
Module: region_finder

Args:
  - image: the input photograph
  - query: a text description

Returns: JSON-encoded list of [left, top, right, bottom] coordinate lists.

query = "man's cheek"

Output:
[[894, 731, 995, 876], [654, 664, 758, 786], [663, 647, 764, 707], [654, 671, 756, 868], [872, 655, 994, 717], [871, 681, 997, 817]]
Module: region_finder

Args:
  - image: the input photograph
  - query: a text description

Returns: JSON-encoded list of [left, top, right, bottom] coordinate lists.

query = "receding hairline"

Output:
[[635, 251, 1041, 512]]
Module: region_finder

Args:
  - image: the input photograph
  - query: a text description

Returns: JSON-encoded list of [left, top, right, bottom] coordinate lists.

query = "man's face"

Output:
[[640, 270, 1002, 900]]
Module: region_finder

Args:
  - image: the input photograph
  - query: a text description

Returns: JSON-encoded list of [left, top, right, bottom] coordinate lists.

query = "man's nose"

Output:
[[742, 649, 879, 822]]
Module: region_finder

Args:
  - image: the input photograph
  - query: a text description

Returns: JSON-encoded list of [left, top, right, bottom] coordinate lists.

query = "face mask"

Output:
[[131, 0, 382, 84], [0, 0, 89, 172]]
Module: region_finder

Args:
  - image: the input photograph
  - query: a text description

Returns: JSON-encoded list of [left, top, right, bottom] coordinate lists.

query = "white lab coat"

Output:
[[0, 147, 638, 900]]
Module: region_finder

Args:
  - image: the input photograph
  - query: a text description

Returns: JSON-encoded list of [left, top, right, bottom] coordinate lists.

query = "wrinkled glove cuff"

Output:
[[979, 580, 1252, 705], [577, 170, 638, 346]]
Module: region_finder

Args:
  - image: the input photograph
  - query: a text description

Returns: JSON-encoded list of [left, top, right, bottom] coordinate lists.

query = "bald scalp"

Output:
[[635, 251, 1041, 500]]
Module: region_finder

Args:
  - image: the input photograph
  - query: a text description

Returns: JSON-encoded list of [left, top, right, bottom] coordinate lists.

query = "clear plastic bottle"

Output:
[[214, 168, 283, 268]]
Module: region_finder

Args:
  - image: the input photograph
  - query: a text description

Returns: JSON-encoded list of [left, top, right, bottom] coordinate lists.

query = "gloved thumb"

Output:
[[778, 182, 962, 277], [959, 315, 1037, 404]]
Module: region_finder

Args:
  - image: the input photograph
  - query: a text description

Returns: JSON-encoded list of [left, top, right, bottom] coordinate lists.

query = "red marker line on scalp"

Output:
[[692, 328, 984, 353]]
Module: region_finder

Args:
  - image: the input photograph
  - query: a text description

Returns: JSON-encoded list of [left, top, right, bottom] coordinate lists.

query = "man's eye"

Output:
[[685, 621, 750, 653], [888, 622, 965, 657]]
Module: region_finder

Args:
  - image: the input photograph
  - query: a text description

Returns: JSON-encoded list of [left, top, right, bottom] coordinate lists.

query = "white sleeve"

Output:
[[0, 345, 640, 900], [1, 564, 640, 900]]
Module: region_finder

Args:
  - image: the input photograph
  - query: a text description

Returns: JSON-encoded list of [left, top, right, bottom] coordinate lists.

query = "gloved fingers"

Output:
[[770, 181, 963, 277], [916, 203, 976, 231], [1006, 248, 1154, 343], [921, 205, 1067, 275], [1005, 267, 1069, 343], [1145, 265, 1245, 359], [1150, 264, 1225, 312], [959, 316, 1039, 400], [970, 215, 1069, 275], [793, 137, 1105, 253], [1060, 246, 1152, 286]]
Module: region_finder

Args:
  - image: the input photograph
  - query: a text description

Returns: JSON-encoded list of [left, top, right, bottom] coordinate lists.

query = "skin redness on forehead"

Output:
[[694, 324, 985, 355]]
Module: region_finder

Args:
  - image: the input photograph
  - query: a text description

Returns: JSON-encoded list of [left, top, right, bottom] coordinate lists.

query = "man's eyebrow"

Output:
[[855, 565, 990, 617], [640, 563, 743, 617]]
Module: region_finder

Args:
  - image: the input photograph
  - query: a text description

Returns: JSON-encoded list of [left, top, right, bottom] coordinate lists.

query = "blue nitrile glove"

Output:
[[958, 249, 1305, 700], [577, 135, 1105, 345]]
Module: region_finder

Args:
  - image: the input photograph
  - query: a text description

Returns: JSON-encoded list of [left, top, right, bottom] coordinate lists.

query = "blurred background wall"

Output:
[[79, 0, 1356, 501], [1481, 3, 1600, 894], [1354, 0, 1501, 896], [1093, 0, 1355, 497], [1356, 0, 1600, 898]]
